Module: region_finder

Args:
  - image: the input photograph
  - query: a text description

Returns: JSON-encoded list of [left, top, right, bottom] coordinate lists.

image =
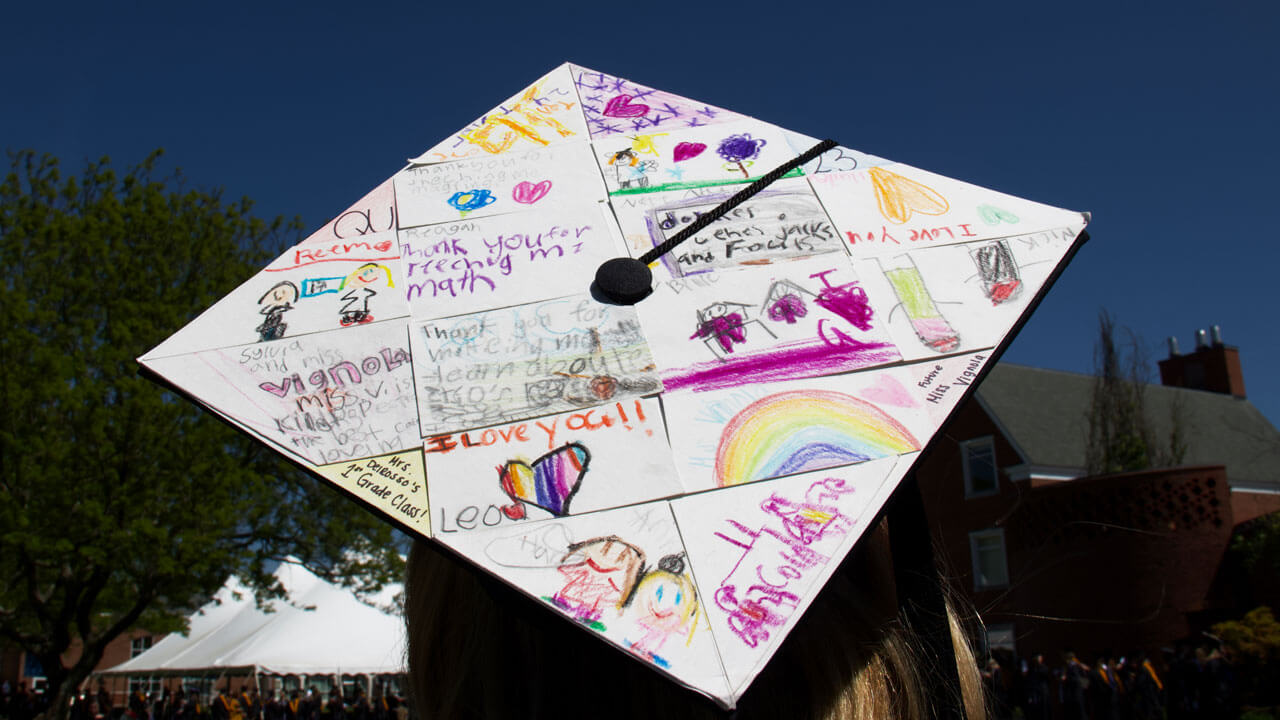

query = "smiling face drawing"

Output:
[[261, 282, 298, 309], [552, 536, 646, 624]]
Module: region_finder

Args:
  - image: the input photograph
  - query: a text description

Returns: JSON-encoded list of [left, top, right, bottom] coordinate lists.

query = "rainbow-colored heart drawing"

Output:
[[498, 443, 591, 519]]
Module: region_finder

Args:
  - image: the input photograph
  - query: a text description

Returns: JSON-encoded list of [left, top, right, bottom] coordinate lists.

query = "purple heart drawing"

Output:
[[603, 94, 650, 118], [512, 180, 553, 204], [673, 142, 707, 163]]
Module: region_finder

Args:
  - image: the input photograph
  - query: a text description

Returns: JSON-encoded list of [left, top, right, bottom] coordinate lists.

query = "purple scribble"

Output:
[[692, 314, 747, 354], [717, 133, 767, 178], [814, 284, 874, 331], [663, 338, 901, 392], [712, 476, 856, 648], [767, 293, 808, 324]]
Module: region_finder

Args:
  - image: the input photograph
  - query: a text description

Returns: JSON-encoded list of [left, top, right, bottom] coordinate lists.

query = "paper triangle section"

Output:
[[437, 501, 734, 706], [570, 63, 745, 138], [313, 450, 432, 536], [143, 174, 407, 361], [143, 320, 419, 467], [670, 456, 908, 702], [407, 64, 588, 165]]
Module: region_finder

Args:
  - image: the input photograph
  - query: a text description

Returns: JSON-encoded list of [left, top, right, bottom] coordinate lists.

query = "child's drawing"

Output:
[[498, 442, 591, 520], [970, 240, 1022, 305], [881, 254, 960, 353], [550, 535, 647, 629], [716, 133, 767, 178], [868, 166, 950, 225], [606, 148, 656, 189], [624, 554, 699, 668], [636, 257, 902, 393], [338, 263, 395, 327], [422, 398, 684, 530], [691, 302, 773, 358], [446, 189, 496, 218], [762, 280, 812, 324], [810, 269, 875, 331], [255, 281, 298, 342]]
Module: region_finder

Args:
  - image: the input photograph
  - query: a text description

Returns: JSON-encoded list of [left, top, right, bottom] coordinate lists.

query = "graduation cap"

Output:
[[139, 62, 1088, 709]]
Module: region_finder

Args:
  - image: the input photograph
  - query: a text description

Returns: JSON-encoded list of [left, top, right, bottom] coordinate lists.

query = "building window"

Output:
[[128, 676, 162, 696], [962, 437, 999, 497], [130, 635, 153, 658], [969, 528, 1010, 590]]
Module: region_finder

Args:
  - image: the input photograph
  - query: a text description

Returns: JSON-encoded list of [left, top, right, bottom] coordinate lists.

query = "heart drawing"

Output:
[[672, 142, 707, 163], [603, 94, 650, 118], [512, 180, 553, 204], [498, 442, 591, 519]]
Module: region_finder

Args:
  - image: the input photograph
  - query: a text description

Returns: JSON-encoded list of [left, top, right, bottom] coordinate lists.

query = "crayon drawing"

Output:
[[574, 68, 741, 138], [867, 166, 950, 224], [605, 147, 658, 190], [637, 257, 902, 393], [970, 240, 1022, 305], [498, 442, 591, 519], [550, 535, 646, 630], [716, 133, 767, 178], [396, 143, 604, 229], [691, 302, 774, 358], [881, 254, 960, 353], [714, 390, 919, 487], [338, 263, 395, 326], [594, 120, 798, 196], [762, 280, 811, 324], [255, 281, 298, 342], [711, 475, 857, 648], [406, 65, 586, 165], [624, 554, 699, 668], [423, 398, 684, 530]]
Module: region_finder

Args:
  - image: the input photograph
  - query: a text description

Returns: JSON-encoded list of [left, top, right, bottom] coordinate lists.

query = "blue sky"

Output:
[[7, 2, 1279, 424]]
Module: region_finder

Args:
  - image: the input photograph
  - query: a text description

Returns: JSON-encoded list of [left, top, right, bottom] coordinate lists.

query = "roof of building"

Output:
[[976, 363, 1280, 491]]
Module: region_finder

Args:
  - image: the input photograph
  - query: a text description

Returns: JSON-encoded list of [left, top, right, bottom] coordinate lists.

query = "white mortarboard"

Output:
[[140, 62, 1088, 709]]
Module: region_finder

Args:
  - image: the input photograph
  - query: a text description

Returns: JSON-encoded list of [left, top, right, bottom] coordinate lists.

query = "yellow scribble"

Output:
[[798, 508, 835, 525], [629, 132, 668, 156], [461, 83, 576, 154], [868, 166, 950, 224]]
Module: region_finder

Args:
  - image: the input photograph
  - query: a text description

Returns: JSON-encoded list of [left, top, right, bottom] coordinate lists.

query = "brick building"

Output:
[[915, 332, 1280, 658]]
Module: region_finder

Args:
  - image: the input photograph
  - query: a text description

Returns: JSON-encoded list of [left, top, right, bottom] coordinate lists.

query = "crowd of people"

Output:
[[0, 682, 409, 720], [979, 645, 1240, 720], [0, 643, 1257, 720]]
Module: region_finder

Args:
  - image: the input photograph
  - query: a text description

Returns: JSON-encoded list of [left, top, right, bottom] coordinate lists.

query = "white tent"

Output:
[[103, 562, 404, 676]]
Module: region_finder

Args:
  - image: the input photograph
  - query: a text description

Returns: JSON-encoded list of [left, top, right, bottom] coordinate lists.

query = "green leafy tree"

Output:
[[0, 150, 404, 720], [1212, 606, 1280, 706]]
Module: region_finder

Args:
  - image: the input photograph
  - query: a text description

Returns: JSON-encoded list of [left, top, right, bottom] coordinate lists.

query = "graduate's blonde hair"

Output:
[[403, 519, 987, 719]]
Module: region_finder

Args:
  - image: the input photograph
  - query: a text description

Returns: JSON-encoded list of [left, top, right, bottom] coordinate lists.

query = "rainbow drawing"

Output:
[[714, 390, 920, 487]]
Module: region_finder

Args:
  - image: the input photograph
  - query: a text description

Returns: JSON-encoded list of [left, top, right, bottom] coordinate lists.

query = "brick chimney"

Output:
[[1158, 326, 1246, 398]]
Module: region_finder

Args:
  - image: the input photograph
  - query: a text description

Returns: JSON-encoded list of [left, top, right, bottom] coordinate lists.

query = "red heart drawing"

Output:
[[673, 142, 707, 163], [512, 180, 553, 204], [603, 94, 650, 118]]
